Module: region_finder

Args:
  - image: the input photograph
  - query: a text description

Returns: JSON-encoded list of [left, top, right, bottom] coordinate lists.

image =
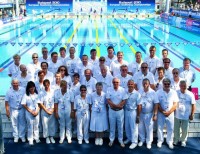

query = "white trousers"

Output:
[[58, 109, 72, 140], [157, 112, 174, 144], [10, 108, 26, 139], [76, 111, 90, 141], [138, 113, 154, 144], [25, 111, 40, 141], [41, 110, 55, 138], [109, 109, 124, 142], [125, 109, 138, 143]]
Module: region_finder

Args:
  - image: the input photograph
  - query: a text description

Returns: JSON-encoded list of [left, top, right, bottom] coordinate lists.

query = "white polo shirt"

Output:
[[70, 82, 81, 97], [64, 56, 81, 76], [61, 75, 72, 88], [128, 61, 142, 75], [81, 77, 97, 94], [88, 57, 99, 66], [170, 77, 185, 91], [8, 63, 20, 78], [105, 55, 117, 67], [110, 60, 129, 77], [175, 90, 196, 120], [133, 71, 156, 90], [155, 77, 165, 91], [74, 94, 90, 113], [156, 88, 179, 112], [21, 93, 40, 110], [138, 88, 159, 113], [38, 56, 50, 63], [16, 74, 33, 88], [39, 89, 55, 110], [116, 74, 132, 90], [27, 62, 41, 81], [144, 56, 162, 74], [5, 87, 25, 109], [125, 89, 141, 111], [179, 67, 196, 87], [35, 81, 45, 93], [92, 65, 111, 79], [75, 62, 93, 78], [155, 67, 173, 79], [48, 60, 63, 74], [106, 86, 128, 107], [96, 74, 113, 93], [54, 89, 74, 111], [90, 92, 107, 112]]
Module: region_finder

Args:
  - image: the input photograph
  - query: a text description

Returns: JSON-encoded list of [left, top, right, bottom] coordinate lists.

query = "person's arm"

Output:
[[163, 102, 177, 117], [39, 103, 51, 115], [158, 104, 165, 113], [189, 104, 196, 120], [116, 100, 126, 109], [136, 105, 142, 124], [70, 102, 76, 119], [107, 99, 117, 109], [22, 104, 36, 116], [54, 103, 59, 119], [153, 104, 158, 121], [5, 101, 10, 119]]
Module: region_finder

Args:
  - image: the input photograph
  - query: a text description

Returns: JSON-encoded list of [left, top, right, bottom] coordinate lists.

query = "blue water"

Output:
[[0, 15, 200, 95]]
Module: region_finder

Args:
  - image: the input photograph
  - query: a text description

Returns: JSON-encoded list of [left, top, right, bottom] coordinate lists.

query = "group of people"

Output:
[[5, 45, 196, 150]]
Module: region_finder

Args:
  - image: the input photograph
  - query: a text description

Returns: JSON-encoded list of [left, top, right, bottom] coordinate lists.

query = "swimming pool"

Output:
[[0, 15, 200, 95]]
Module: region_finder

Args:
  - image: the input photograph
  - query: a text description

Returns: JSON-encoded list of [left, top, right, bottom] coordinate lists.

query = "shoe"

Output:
[[78, 140, 82, 144], [67, 138, 72, 144], [29, 140, 33, 146], [108, 141, 113, 147], [147, 144, 151, 149], [129, 143, 137, 149], [46, 137, 50, 144], [168, 143, 174, 149], [84, 140, 89, 144], [59, 139, 64, 144], [14, 138, 18, 143], [138, 141, 143, 147], [95, 138, 99, 145], [35, 139, 41, 143], [124, 139, 130, 144], [120, 142, 125, 148], [157, 142, 162, 148], [181, 142, 186, 147], [173, 141, 178, 146], [21, 138, 26, 143], [99, 138, 103, 146], [50, 137, 55, 144]]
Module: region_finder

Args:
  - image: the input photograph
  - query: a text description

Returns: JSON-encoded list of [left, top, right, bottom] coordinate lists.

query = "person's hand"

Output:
[[163, 111, 171, 117], [136, 116, 140, 124], [189, 114, 194, 120], [70, 111, 76, 119], [55, 113, 59, 119], [6, 110, 10, 119], [46, 109, 53, 115], [31, 110, 38, 117], [153, 114, 157, 121]]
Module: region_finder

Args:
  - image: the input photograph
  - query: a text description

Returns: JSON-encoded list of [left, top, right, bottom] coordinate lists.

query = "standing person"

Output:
[[110, 51, 128, 77], [5, 79, 26, 143], [70, 73, 81, 97], [90, 82, 108, 146], [105, 46, 117, 67], [89, 49, 99, 66], [74, 85, 90, 144], [40, 62, 54, 84], [54, 80, 74, 144], [124, 80, 141, 149], [38, 47, 50, 63], [106, 78, 128, 148], [155, 67, 165, 91], [128, 51, 143, 76], [58, 47, 67, 64], [156, 78, 179, 149], [8, 54, 21, 78], [174, 80, 196, 147], [170, 68, 184, 91], [38, 79, 55, 144], [48, 52, 63, 74], [57, 65, 72, 88], [21, 81, 40, 145], [161, 49, 174, 67], [137, 79, 159, 149], [51, 72, 62, 90], [179, 58, 195, 91], [35, 70, 45, 93]]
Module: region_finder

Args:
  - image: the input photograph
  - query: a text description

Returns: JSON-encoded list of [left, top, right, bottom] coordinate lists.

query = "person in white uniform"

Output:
[[21, 81, 40, 145], [48, 52, 63, 74], [57, 65, 72, 88], [116, 65, 132, 90], [137, 78, 159, 149], [179, 58, 196, 91], [70, 73, 81, 97], [110, 51, 129, 77], [156, 78, 179, 149], [38, 79, 55, 144], [90, 82, 108, 146], [81, 69, 97, 94], [88, 49, 99, 66], [8, 54, 21, 78], [58, 47, 67, 64], [54, 80, 74, 144], [40, 62, 54, 84], [35, 70, 45, 93], [74, 85, 90, 144], [155, 67, 165, 91], [105, 46, 117, 67], [174, 80, 196, 147], [38, 47, 50, 63], [123, 80, 141, 149], [128, 51, 142, 76], [5, 79, 26, 143], [106, 78, 128, 148], [51, 72, 62, 91], [170, 68, 184, 91], [161, 49, 174, 67]]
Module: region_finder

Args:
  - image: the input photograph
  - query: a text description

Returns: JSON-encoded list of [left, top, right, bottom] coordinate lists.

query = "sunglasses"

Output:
[[113, 82, 119, 83], [164, 62, 170, 63], [164, 83, 170, 86], [81, 89, 86, 91], [173, 72, 178, 75], [60, 69, 66, 71], [99, 59, 105, 61], [32, 57, 38, 58], [141, 67, 148, 69]]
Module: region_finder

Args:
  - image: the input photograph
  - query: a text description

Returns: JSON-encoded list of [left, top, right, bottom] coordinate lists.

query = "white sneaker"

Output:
[[78, 140, 82, 144], [119, 142, 125, 148], [84, 140, 89, 144], [21, 138, 26, 143], [46, 137, 50, 144], [95, 138, 99, 145], [181, 142, 186, 147], [29, 140, 33, 146], [108, 141, 113, 147], [173, 141, 178, 146], [138, 141, 143, 147], [14, 138, 18, 143], [67, 138, 72, 144], [99, 138, 103, 146], [59, 139, 64, 144], [168, 143, 174, 149], [35, 139, 41, 143], [124, 139, 130, 144], [129, 143, 137, 149], [157, 142, 162, 148], [50, 137, 55, 144], [147, 144, 151, 149]]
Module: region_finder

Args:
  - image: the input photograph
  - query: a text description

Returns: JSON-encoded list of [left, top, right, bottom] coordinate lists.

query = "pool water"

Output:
[[0, 15, 200, 95]]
